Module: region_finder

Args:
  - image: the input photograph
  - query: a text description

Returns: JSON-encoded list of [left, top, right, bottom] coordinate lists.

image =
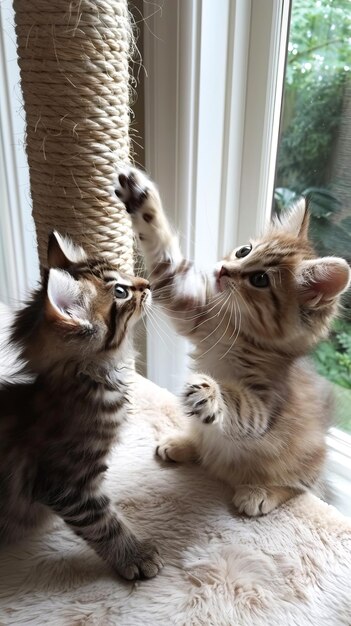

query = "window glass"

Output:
[[274, 0, 351, 433]]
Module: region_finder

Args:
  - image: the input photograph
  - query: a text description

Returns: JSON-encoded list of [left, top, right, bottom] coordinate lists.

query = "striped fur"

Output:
[[0, 233, 162, 580], [116, 167, 350, 517]]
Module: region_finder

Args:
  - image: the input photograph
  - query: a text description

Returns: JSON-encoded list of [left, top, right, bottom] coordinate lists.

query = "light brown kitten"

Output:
[[115, 166, 350, 516], [0, 232, 163, 579]]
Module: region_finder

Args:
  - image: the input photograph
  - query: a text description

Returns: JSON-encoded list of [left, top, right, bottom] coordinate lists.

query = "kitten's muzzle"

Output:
[[218, 266, 230, 279], [134, 277, 150, 292], [216, 265, 230, 291]]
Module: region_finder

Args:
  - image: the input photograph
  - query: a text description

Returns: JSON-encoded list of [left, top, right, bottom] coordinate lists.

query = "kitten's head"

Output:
[[13, 233, 150, 367], [215, 199, 350, 353]]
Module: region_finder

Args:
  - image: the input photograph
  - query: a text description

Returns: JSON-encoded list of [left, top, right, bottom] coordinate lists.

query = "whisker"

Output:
[[191, 294, 230, 333], [145, 310, 175, 352], [229, 284, 255, 322], [199, 296, 233, 357], [158, 292, 226, 322], [152, 284, 224, 310], [199, 293, 231, 343], [153, 281, 224, 306], [220, 297, 242, 359]]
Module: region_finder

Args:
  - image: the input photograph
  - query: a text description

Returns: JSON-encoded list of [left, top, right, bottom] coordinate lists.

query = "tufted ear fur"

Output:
[[46, 268, 92, 331], [275, 198, 310, 239], [297, 257, 350, 307], [47, 232, 87, 269]]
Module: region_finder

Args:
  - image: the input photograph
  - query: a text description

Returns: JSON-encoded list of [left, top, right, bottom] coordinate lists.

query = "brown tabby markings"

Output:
[[116, 166, 350, 517], [0, 233, 162, 580]]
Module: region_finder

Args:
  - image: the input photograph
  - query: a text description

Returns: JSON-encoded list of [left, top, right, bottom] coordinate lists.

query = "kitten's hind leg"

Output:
[[156, 436, 198, 464]]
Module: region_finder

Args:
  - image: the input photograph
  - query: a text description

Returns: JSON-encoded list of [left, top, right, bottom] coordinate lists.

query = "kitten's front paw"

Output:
[[115, 166, 151, 216], [116, 539, 163, 581], [232, 486, 278, 517], [183, 374, 223, 425]]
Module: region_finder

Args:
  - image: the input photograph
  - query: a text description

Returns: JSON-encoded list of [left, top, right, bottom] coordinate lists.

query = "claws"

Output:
[[183, 377, 222, 426], [115, 168, 149, 214], [203, 414, 216, 424]]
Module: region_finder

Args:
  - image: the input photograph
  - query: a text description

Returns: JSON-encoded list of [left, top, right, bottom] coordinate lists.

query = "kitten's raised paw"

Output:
[[232, 486, 279, 517], [183, 374, 223, 425], [116, 539, 163, 581], [114, 166, 151, 216]]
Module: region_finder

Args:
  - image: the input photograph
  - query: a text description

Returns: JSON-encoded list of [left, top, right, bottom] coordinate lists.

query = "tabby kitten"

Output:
[[115, 166, 350, 516], [0, 232, 162, 580]]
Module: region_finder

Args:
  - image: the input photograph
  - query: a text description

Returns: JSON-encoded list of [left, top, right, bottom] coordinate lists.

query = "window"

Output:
[[273, 0, 351, 435]]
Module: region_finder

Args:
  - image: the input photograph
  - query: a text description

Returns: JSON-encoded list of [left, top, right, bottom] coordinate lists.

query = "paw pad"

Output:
[[115, 167, 149, 214], [183, 378, 222, 425]]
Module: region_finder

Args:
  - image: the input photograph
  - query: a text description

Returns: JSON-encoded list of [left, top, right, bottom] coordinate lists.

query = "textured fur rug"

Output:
[[0, 374, 351, 626]]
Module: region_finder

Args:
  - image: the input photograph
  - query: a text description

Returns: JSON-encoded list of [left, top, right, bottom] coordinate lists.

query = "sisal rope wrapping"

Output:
[[13, 0, 134, 274]]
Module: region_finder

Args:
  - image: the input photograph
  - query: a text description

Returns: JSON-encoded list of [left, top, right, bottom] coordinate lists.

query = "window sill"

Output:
[[326, 428, 351, 517]]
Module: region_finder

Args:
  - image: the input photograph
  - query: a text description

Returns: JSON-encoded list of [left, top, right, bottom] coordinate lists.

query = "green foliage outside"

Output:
[[274, 0, 351, 431], [313, 318, 351, 431], [313, 319, 351, 389], [275, 187, 351, 270], [277, 0, 351, 191]]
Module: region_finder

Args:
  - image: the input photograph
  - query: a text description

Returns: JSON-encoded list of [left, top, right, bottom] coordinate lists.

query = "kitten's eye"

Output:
[[114, 284, 129, 299], [249, 272, 270, 288], [236, 244, 252, 259]]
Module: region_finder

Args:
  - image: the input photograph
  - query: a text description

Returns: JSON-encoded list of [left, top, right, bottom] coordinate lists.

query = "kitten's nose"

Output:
[[218, 266, 229, 279], [135, 277, 150, 291]]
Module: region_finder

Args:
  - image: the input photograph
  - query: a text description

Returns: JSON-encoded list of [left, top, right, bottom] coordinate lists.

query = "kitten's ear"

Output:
[[275, 198, 310, 239], [46, 268, 92, 331], [47, 232, 87, 269], [297, 257, 350, 307]]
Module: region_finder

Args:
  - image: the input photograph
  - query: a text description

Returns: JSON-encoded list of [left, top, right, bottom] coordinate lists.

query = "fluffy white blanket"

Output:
[[0, 374, 350, 626]]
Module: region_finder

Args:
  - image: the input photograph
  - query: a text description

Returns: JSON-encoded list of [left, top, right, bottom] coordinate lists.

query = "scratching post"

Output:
[[13, 0, 134, 274]]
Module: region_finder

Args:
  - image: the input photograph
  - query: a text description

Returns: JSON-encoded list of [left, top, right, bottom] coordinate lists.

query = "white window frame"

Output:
[[0, 0, 39, 305], [327, 428, 351, 515]]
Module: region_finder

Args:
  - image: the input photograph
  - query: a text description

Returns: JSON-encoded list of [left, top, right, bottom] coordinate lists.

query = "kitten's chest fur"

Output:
[[6, 366, 130, 475], [193, 334, 282, 387]]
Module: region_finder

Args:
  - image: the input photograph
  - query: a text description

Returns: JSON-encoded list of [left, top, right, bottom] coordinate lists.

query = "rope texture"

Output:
[[14, 0, 134, 273]]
